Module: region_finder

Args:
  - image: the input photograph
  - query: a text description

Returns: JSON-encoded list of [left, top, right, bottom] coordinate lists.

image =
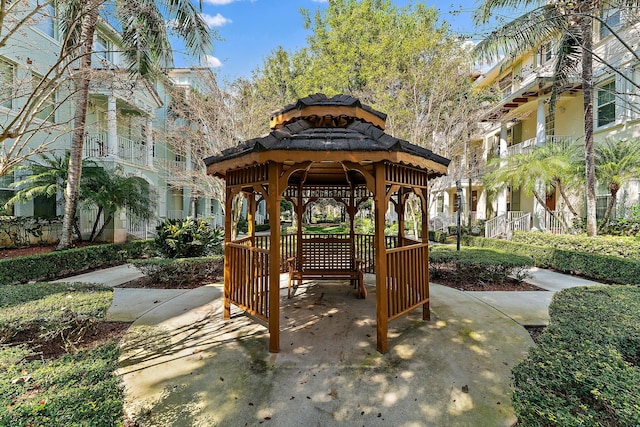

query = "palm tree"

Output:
[[594, 138, 640, 228], [82, 166, 155, 242], [483, 139, 583, 230], [5, 153, 105, 239], [56, 0, 213, 249], [472, 0, 616, 236]]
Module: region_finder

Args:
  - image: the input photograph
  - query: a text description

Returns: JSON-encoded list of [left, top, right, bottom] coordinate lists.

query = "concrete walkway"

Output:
[[55, 264, 603, 426]]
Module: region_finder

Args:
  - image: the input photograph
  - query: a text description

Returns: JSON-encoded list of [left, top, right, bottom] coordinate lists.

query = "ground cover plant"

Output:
[[128, 256, 224, 289], [512, 286, 640, 426], [0, 282, 126, 425], [429, 246, 535, 290]]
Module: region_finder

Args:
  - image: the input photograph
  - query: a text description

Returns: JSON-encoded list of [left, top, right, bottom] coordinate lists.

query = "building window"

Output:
[[538, 42, 553, 66], [0, 175, 14, 215], [600, 8, 621, 39], [597, 80, 616, 127], [545, 109, 555, 137], [0, 58, 15, 109], [498, 72, 513, 96], [436, 194, 444, 213], [32, 72, 55, 122], [33, 2, 56, 39], [33, 194, 56, 218], [507, 122, 522, 146], [94, 33, 112, 63]]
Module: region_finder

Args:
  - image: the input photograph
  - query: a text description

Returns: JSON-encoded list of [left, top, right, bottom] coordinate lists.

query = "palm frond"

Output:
[[473, 5, 566, 65], [473, 0, 546, 24]]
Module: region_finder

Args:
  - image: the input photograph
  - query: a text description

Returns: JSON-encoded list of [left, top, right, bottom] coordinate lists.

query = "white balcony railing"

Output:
[[84, 132, 108, 158], [167, 210, 184, 220], [117, 136, 146, 165], [507, 137, 536, 156], [83, 132, 149, 167]]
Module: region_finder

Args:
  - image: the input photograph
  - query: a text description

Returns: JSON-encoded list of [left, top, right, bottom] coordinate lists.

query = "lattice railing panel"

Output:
[[386, 243, 429, 321], [227, 243, 270, 322]]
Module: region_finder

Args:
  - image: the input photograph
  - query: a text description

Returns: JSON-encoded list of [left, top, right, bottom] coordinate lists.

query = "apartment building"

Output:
[[0, 8, 222, 243], [430, 7, 640, 237]]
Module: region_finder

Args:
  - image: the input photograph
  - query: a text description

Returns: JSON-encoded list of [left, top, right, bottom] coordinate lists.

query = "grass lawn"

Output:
[[0, 282, 126, 426]]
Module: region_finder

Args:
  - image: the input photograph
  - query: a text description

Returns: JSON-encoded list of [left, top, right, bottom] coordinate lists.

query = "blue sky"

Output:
[[177, 0, 516, 83]]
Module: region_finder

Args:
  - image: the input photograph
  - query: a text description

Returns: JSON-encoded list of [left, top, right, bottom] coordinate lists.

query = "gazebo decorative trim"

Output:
[[205, 94, 450, 354]]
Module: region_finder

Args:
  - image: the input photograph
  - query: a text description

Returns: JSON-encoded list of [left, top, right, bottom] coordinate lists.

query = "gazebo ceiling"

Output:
[[204, 93, 450, 179]]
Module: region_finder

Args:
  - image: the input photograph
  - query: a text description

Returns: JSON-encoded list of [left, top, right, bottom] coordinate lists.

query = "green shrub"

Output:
[[0, 342, 123, 426], [130, 256, 223, 286], [512, 286, 640, 426], [0, 240, 153, 286], [255, 223, 270, 232], [464, 236, 640, 284], [154, 217, 222, 258], [429, 246, 533, 285], [428, 230, 446, 243], [512, 231, 640, 261]]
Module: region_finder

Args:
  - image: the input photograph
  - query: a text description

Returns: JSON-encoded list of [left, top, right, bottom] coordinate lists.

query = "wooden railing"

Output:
[[226, 243, 270, 322], [386, 243, 429, 321], [236, 232, 420, 277]]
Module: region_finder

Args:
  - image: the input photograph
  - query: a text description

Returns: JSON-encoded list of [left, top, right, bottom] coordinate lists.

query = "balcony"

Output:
[[83, 131, 150, 167]]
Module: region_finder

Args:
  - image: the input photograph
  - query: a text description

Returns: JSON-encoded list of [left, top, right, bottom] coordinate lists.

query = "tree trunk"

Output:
[[92, 213, 113, 243], [581, 15, 597, 237], [88, 206, 103, 242], [57, 1, 101, 250], [598, 186, 618, 231], [556, 180, 579, 217]]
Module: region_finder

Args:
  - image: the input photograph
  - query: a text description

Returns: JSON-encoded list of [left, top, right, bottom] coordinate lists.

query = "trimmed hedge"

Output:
[[130, 256, 223, 286], [0, 240, 153, 286], [512, 286, 640, 426], [512, 231, 640, 262], [428, 229, 446, 243], [463, 236, 640, 285], [429, 246, 532, 284]]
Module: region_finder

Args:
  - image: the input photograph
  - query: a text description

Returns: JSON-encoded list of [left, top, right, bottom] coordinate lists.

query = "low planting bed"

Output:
[[127, 255, 224, 289], [0, 282, 128, 426], [429, 246, 537, 291], [512, 286, 640, 426]]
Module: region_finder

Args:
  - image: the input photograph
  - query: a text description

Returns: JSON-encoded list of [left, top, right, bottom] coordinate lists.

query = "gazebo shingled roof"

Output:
[[204, 93, 449, 177], [205, 93, 450, 354]]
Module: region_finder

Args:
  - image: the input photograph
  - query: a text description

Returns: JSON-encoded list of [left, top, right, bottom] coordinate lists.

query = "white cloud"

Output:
[[203, 55, 223, 68], [202, 13, 232, 27], [202, 0, 236, 5]]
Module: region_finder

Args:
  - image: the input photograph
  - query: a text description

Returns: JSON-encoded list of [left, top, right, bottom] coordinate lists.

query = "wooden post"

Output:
[[267, 162, 281, 353], [421, 188, 430, 321], [223, 186, 233, 320], [374, 163, 388, 353]]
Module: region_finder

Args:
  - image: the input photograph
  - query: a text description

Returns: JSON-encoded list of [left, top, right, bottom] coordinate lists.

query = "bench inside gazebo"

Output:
[[204, 94, 449, 354]]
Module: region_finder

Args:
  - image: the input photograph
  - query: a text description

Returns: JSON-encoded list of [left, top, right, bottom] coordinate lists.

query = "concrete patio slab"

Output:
[[107, 288, 190, 322], [118, 281, 533, 427]]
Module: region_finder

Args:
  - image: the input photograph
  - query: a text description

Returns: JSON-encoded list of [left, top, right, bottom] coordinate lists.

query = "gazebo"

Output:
[[205, 94, 449, 354]]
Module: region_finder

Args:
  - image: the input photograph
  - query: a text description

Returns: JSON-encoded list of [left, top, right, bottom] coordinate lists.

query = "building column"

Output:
[[107, 95, 117, 156], [532, 99, 547, 228], [497, 124, 508, 217], [146, 117, 154, 167]]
